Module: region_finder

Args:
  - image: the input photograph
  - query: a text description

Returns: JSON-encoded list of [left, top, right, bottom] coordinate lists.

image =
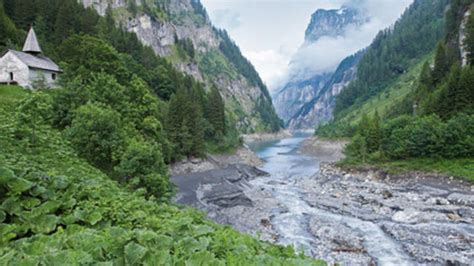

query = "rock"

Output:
[[260, 218, 271, 228], [392, 209, 422, 224], [382, 190, 393, 199], [447, 213, 462, 222], [425, 197, 450, 205]]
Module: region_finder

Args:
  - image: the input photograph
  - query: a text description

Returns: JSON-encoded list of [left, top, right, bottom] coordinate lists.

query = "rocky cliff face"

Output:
[[273, 5, 367, 127], [81, 0, 280, 133], [305, 6, 368, 43], [273, 73, 331, 122], [288, 52, 363, 129]]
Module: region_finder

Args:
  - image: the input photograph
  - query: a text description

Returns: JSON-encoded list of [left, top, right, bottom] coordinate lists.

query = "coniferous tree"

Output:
[[367, 111, 382, 153], [432, 42, 450, 84], [54, 0, 79, 43], [13, 0, 36, 30], [436, 64, 462, 119], [207, 86, 226, 137], [457, 66, 474, 114]]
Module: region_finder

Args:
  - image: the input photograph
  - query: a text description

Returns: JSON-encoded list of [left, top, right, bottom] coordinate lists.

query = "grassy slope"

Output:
[[0, 86, 324, 265], [338, 57, 427, 126], [333, 56, 474, 182]]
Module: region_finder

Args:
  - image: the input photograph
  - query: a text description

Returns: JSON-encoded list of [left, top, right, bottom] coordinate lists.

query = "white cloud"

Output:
[[210, 9, 241, 30], [285, 0, 413, 85], [201, 0, 413, 91]]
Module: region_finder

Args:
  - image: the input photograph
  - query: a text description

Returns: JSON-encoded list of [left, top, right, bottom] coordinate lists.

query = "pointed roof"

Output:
[[22, 27, 42, 54], [7, 50, 61, 72]]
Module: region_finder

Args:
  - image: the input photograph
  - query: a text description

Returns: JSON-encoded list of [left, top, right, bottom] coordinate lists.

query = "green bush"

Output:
[[67, 103, 125, 168], [348, 114, 474, 162], [115, 139, 169, 199]]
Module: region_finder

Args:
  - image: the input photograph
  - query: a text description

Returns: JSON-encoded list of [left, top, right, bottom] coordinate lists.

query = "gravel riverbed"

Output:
[[171, 135, 474, 265]]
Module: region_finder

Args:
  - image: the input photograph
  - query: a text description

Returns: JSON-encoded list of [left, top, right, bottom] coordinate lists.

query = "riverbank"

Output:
[[171, 134, 474, 264], [298, 137, 349, 162], [297, 162, 474, 264], [170, 145, 262, 176], [242, 130, 292, 143], [339, 158, 474, 182]]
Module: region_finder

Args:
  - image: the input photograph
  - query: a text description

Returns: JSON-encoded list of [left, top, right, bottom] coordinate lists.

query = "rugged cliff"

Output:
[[81, 0, 281, 133], [288, 51, 363, 129], [305, 6, 368, 43], [273, 5, 367, 127]]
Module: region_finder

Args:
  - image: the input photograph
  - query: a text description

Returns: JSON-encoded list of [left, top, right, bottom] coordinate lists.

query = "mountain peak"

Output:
[[304, 5, 368, 43]]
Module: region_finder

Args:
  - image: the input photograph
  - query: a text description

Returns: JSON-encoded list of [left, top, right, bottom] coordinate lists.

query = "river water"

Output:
[[174, 133, 474, 265], [248, 134, 422, 265]]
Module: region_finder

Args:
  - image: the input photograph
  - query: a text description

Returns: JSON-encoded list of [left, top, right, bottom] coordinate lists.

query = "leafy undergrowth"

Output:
[[0, 86, 325, 265], [339, 158, 474, 182]]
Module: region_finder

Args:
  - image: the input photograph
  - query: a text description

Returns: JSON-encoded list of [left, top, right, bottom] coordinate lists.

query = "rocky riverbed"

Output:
[[171, 135, 474, 265]]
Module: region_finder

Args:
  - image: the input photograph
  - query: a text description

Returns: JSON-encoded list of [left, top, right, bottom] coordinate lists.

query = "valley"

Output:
[[1, 0, 473, 265], [172, 133, 474, 265]]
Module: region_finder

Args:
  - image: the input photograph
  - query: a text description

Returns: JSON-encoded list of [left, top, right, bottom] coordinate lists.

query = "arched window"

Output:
[[9, 72, 14, 81]]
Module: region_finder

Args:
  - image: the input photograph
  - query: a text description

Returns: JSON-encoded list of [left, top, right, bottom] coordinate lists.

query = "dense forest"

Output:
[[0, 1, 320, 264], [316, 0, 474, 173]]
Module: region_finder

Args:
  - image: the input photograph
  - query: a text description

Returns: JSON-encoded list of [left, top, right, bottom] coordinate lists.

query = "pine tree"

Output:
[[54, 0, 78, 43], [207, 86, 226, 137], [432, 42, 450, 84], [436, 64, 462, 119], [13, 0, 36, 30], [419, 61, 433, 88], [367, 111, 382, 153], [457, 66, 474, 114]]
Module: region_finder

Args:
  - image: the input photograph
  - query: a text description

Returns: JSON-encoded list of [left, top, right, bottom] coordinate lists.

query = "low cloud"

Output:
[[210, 9, 241, 30], [278, 0, 412, 88]]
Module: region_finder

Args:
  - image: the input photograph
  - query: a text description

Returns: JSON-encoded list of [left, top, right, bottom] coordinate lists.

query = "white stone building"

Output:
[[0, 27, 61, 89]]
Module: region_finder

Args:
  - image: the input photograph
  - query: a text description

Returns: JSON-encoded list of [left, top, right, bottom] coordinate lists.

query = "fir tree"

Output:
[[367, 111, 382, 153], [207, 86, 226, 137], [432, 42, 450, 84]]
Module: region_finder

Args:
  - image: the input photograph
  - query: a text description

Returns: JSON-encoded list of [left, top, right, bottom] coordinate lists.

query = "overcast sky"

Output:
[[201, 0, 413, 90]]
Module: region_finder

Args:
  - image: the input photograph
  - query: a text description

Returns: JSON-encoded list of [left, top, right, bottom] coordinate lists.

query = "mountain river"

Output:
[[173, 133, 474, 265]]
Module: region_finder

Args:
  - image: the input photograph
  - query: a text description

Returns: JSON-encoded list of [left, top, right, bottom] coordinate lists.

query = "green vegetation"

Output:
[[334, 0, 448, 115], [316, 0, 474, 180], [0, 1, 315, 264], [0, 86, 325, 265]]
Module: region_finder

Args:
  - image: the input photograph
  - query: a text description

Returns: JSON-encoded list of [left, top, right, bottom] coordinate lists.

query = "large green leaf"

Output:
[[185, 251, 223, 266], [190, 225, 214, 237], [7, 177, 34, 194], [0, 210, 5, 223], [124, 242, 148, 266], [1, 197, 22, 215], [0, 167, 15, 186], [86, 210, 102, 226], [30, 215, 59, 234]]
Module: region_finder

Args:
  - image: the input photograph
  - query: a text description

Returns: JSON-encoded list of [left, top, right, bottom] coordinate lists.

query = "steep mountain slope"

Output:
[[288, 51, 363, 129], [273, 5, 368, 126], [333, 0, 448, 119], [315, 0, 474, 176], [82, 0, 281, 133], [316, 0, 449, 138]]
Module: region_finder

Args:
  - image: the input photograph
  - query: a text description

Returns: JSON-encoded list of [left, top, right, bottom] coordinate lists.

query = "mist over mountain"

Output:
[[273, 0, 412, 128]]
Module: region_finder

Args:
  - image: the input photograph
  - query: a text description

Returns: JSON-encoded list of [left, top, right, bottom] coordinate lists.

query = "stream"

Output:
[[173, 134, 474, 265], [249, 134, 412, 265], [248, 134, 473, 265]]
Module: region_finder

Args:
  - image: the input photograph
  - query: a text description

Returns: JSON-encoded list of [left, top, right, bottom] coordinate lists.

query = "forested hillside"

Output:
[[316, 0, 474, 179], [0, 86, 323, 265], [0, 0, 323, 264]]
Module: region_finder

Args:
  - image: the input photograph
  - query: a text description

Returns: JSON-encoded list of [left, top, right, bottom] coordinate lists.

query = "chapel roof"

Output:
[[22, 27, 42, 54]]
